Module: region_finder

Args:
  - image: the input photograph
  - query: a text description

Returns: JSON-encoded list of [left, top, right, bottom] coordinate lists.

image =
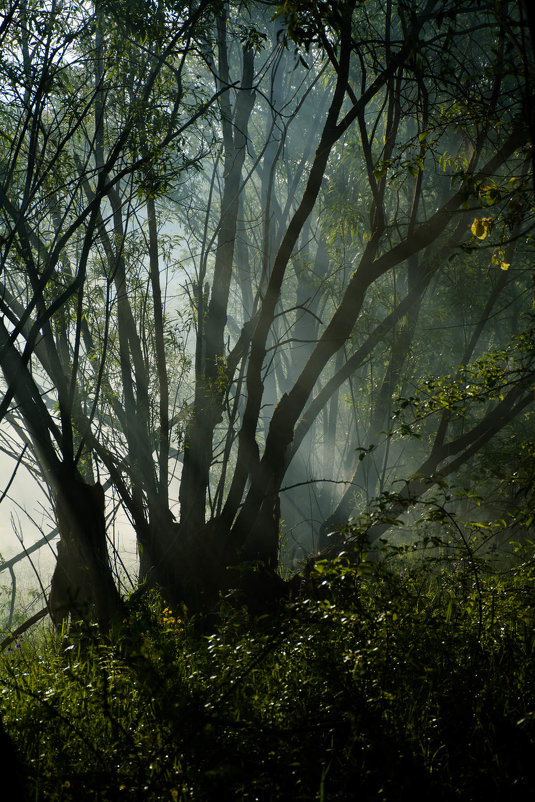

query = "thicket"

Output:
[[1, 531, 534, 801]]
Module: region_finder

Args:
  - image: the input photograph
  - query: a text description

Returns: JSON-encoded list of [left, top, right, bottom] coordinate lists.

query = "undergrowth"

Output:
[[1, 538, 535, 801]]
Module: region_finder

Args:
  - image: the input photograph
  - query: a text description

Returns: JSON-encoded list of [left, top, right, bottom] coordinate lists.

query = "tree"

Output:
[[0, 0, 221, 621], [0, 0, 533, 623]]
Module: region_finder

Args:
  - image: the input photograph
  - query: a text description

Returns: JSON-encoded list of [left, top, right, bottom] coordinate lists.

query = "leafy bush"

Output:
[[1, 543, 534, 800]]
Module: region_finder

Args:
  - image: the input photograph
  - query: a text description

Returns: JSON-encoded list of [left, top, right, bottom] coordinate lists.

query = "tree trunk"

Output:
[[48, 475, 123, 629]]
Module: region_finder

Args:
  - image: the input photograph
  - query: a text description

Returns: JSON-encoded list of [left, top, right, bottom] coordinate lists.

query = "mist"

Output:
[[0, 0, 533, 621]]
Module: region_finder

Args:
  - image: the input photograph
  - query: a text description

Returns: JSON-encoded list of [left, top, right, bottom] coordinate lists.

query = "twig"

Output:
[[1, 607, 48, 651]]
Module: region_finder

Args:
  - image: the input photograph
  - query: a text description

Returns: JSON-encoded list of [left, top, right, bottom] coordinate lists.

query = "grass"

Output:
[[1, 539, 534, 800]]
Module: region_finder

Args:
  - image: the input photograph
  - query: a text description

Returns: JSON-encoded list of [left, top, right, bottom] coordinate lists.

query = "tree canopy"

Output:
[[0, 0, 533, 623]]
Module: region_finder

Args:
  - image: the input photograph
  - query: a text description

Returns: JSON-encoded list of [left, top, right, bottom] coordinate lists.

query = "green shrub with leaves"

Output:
[[1, 540, 534, 800]]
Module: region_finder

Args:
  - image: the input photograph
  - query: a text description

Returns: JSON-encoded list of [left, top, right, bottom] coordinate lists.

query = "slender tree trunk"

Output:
[[180, 22, 255, 530]]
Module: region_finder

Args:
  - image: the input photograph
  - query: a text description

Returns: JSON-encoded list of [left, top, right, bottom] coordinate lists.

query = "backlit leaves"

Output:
[[471, 217, 493, 239]]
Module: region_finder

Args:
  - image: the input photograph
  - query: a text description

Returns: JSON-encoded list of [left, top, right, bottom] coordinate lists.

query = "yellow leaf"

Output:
[[492, 247, 510, 270], [471, 217, 491, 239]]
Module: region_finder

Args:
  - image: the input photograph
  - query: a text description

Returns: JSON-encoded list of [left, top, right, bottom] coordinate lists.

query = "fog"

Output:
[[0, 1, 533, 624]]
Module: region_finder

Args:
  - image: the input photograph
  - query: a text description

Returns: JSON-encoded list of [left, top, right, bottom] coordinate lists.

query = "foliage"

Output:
[[0, 4, 534, 795], [2, 536, 535, 800]]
